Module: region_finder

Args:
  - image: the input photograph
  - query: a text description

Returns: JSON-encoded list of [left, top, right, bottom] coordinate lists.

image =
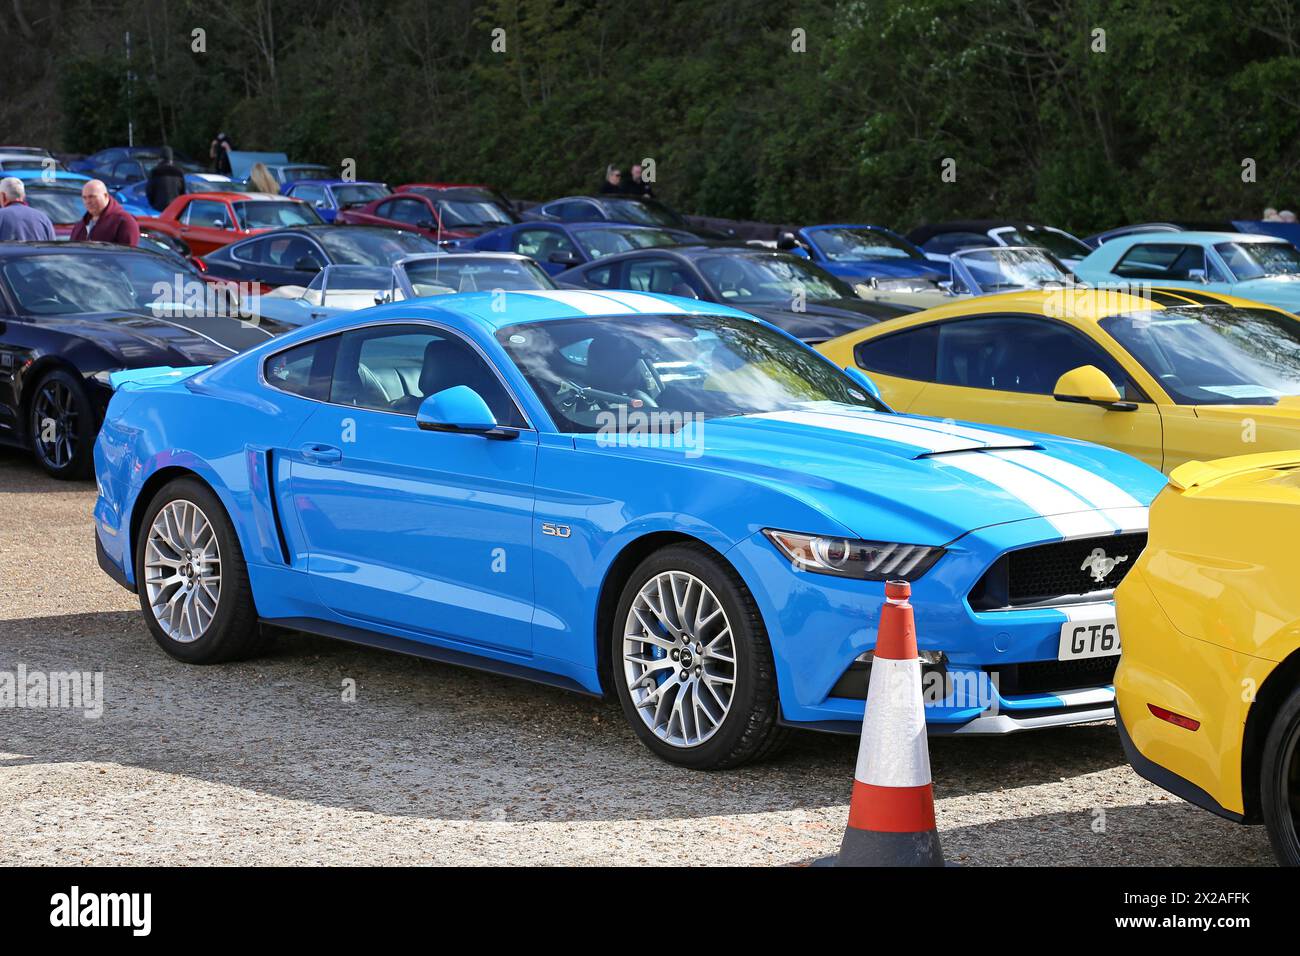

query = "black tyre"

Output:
[[1261, 684, 1300, 866], [612, 543, 789, 769], [28, 369, 95, 479], [134, 477, 269, 664]]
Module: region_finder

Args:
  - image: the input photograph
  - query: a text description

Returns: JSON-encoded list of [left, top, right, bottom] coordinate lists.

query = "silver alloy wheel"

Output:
[[144, 500, 222, 643], [622, 570, 737, 748]]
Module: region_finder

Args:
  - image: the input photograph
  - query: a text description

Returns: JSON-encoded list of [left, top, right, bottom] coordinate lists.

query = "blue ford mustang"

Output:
[[92, 289, 1163, 768]]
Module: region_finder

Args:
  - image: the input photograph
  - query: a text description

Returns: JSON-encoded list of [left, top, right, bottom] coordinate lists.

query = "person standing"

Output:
[[598, 164, 623, 194], [623, 163, 653, 198], [146, 147, 187, 211], [0, 177, 56, 240], [210, 132, 234, 176], [70, 180, 140, 246]]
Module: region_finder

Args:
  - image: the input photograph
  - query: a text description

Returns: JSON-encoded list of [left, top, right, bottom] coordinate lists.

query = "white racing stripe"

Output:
[[992, 449, 1143, 510], [935, 451, 1116, 537], [753, 409, 993, 453], [513, 289, 644, 315], [581, 289, 687, 313], [856, 657, 932, 788]]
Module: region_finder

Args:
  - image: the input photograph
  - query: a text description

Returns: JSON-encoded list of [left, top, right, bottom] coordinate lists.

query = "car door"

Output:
[[909, 315, 1166, 469], [179, 198, 235, 255], [284, 321, 539, 652]]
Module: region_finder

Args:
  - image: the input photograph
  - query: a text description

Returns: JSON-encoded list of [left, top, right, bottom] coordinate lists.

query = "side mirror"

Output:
[[416, 386, 518, 439], [294, 257, 323, 272], [548, 250, 581, 266], [313, 199, 328, 209], [1187, 267, 1208, 284], [1053, 365, 1136, 412], [937, 279, 956, 295], [843, 366, 891, 409]]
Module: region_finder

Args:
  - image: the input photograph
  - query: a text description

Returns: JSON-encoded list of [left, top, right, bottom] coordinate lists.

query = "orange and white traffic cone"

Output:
[[819, 579, 944, 866]]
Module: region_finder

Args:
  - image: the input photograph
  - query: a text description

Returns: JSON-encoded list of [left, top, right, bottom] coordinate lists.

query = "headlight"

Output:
[[870, 277, 938, 294], [762, 529, 945, 581]]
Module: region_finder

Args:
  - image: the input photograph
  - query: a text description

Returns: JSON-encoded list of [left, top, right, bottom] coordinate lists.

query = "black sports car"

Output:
[[200, 224, 439, 290], [522, 195, 730, 239], [555, 244, 913, 342], [0, 242, 287, 479]]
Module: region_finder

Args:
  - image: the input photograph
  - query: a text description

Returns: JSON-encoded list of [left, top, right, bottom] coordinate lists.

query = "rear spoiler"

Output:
[[1169, 451, 1300, 491], [109, 366, 209, 392]]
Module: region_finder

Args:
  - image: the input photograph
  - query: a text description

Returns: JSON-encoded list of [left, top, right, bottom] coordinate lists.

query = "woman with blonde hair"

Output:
[[248, 162, 279, 194]]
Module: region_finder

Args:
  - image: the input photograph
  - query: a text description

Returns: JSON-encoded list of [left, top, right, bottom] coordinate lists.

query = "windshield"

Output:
[[811, 227, 919, 261], [24, 188, 84, 223], [573, 226, 683, 259], [315, 227, 437, 265], [1214, 242, 1300, 281], [403, 256, 553, 295], [1000, 227, 1090, 260], [234, 200, 321, 229], [302, 266, 391, 307], [0, 159, 58, 171], [1100, 306, 1300, 405], [497, 312, 880, 433], [601, 198, 683, 228], [435, 199, 513, 228], [333, 184, 389, 207], [698, 254, 853, 303], [955, 247, 1070, 292], [1, 251, 199, 315]]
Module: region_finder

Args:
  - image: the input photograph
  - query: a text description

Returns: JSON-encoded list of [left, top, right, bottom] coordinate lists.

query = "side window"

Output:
[[292, 184, 326, 205], [328, 324, 526, 427], [626, 257, 700, 296], [1113, 244, 1205, 281], [936, 317, 1139, 398], [263, 336, 338, 401], [512, 228, 577, 260], [231, 238, 267, 263], [854, 325, 939, 381], [185, 200, 231, 229], [263, 235, 323, 269], [382, 198, 429, 226], [554, 201, 597, 222], [579, 264, 615, 288]]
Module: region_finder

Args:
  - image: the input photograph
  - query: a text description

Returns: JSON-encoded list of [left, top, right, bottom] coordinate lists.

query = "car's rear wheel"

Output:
[[1261, 685, 1300, 866], [612, 543, 788, 769], [135, 477, 269, 664], [29, 369, 94, 479]]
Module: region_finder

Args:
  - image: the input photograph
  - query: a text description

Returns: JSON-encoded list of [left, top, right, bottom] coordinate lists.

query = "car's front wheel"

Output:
[[1261, 685, 1300, 866], [135, 477, 269, 664], [612, 543, 787, 769], [28, 369, 95, 479]]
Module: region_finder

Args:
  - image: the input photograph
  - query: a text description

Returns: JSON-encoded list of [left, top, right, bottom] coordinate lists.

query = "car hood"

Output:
[[581, 404, 1160, 546], [38, 310, 284, 365], [741, 298, 911, 342], [1230, 276, 1300, 308]]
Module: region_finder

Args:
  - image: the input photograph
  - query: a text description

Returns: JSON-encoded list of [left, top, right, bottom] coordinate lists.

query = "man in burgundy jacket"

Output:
[[70, 179, 140, 246]]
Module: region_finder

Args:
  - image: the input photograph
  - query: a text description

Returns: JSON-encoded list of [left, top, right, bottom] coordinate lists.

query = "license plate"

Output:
[[1057, 617, 1121, 661]]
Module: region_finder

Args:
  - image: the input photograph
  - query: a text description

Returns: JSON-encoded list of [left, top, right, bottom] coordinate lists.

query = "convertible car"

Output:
[[255, 253, 555, 326], [467, 221, 697, 274], [556, 244, 912, 341], [786, 224, 946, 293], [1072, 231, 1300, 314], [523, 195, 722, 238], [908, 219, 1093, 266], [817, 286, 1300, 474], [93, 289, 1161, 769], [199, 225, 439, 292], [0, 242, 285, 479]]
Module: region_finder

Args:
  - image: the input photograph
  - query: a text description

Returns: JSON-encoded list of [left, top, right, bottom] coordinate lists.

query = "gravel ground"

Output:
[[0, 447, 1275, 866]]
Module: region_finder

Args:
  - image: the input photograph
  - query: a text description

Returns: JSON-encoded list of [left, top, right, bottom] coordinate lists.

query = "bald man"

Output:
[[70, 179, 139, 246]]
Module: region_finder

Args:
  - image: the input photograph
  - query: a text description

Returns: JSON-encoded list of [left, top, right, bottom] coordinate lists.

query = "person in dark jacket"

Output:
[[70, 180, 140, 246], [622, 163, 654, 198], [598, 164, 623, 194], [146, 147, 186, 211], [0, 177, 56, 240], [210, 132, 234, 176]]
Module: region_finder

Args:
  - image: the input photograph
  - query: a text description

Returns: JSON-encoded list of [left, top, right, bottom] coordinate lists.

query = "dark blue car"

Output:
[[466, 220, 697, 274], [282, 180, 391, 222], [788, 224, 946, 293]]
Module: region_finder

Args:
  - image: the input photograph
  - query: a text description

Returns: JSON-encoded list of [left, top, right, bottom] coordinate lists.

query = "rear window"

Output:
[[263, 336, 338, 401]]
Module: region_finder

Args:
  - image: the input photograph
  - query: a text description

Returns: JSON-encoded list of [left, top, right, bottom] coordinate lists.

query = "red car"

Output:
[[337, 184, 515, 241], [136, 191, 322, 256]]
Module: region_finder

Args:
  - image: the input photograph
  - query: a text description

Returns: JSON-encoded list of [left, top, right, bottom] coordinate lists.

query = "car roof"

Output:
[[288, 178, 386, 189], [1105, 230, 1284, 245], [0, 240, 180, 262], [184, 191, 295, 202]]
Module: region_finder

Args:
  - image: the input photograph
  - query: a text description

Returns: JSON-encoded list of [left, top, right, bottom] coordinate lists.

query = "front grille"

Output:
[[993, 656, 1118, 696], [969, 532, 1146, 610]]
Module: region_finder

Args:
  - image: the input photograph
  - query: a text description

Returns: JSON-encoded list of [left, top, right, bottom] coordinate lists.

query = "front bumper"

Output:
[[729, 519, 1137, 734]]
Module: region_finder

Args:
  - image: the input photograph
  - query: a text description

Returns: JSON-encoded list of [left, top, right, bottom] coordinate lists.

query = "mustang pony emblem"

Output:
[[1081, 547, 1128, 583]]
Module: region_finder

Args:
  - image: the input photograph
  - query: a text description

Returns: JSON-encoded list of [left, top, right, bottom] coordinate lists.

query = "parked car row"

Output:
[[4, 140, 1299, 863]]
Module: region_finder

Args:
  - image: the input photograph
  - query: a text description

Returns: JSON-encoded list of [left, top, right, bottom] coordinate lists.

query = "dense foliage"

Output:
[[3, 0, 1298, 233]]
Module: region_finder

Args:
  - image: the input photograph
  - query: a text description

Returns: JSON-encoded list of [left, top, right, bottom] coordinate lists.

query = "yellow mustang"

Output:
[[1115, 452, 1300, 864], [817, 286, 1300, 473]]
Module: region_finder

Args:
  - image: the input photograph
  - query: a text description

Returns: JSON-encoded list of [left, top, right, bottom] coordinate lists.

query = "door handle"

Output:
[[300, 443, 342, 463]]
